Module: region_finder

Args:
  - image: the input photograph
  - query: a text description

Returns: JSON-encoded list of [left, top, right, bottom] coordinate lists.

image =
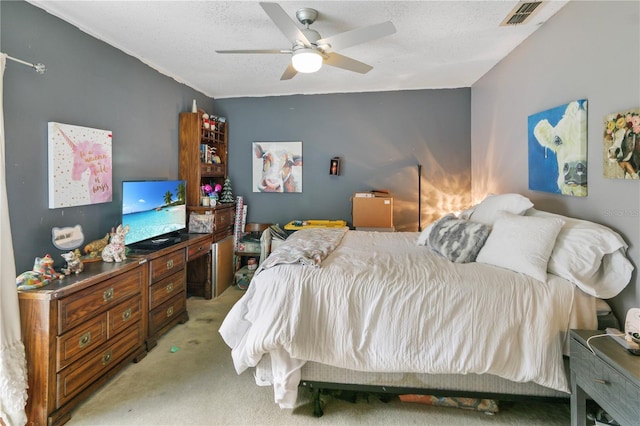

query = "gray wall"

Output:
[[1, 1, 212, 272], [216, 90, 471, 231], [471, 1, 640, 319], [2, 0, 471, 273]]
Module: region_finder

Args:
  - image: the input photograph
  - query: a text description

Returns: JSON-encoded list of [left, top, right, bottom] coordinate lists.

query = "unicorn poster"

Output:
[[48, 122, 113, 208]]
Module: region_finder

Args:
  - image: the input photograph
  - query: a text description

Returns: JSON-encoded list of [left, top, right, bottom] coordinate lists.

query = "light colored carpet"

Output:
[[66, 286, 571, 426]]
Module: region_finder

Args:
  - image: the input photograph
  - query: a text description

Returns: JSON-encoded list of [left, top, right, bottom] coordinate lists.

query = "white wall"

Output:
[[471, 1, 640, 320]]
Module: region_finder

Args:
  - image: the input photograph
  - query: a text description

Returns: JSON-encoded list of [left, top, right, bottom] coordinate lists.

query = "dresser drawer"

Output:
[[571, 337, 640, 424], [214, 207, 235, 231], [56, 321, 143, 407], [149, 270, 186, 310], [149, 249, 186, 282], [108, 295, 142, 338], [57, 313, 108, 371], [58, 268, 143, 334], [187, 237, 212, 261], [213, 228, 233, 242], [148, 292, 186, 335]]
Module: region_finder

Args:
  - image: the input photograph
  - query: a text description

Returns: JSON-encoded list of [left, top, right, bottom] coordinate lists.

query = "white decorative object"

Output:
[[51, 224, 84, 250], [101, 224, 129, 262]]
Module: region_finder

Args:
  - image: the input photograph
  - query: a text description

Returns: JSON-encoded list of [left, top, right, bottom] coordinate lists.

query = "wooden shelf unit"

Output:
[[178, 111, 228, 208]]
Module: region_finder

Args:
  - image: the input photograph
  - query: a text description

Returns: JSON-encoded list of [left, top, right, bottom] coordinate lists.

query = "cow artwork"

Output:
[[528, 100, 588, 197], [603, 108, 640, 180], [253, 142, 302, 193]]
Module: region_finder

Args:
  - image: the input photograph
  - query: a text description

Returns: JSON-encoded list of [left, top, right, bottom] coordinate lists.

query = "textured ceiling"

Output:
[[28, 1, 568, 99]]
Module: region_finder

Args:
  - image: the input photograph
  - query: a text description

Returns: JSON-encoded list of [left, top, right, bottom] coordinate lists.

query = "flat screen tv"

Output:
[[122, 180, 187, 249]]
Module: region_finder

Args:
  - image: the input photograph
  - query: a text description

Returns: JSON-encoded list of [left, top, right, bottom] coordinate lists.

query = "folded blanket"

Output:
[[257, 227, 348, 272]]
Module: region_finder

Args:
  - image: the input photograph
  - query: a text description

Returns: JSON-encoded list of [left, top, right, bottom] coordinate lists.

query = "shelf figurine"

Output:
[[61, 249, 84, 275], [102, 224, 130, 262], [220, 177, 234, 203], [16, 254, 63, 290]]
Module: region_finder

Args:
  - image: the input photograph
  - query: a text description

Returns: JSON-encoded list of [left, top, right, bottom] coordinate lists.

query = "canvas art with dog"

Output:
[[603, 107, 640, 180], [528, 99, 588, 197]]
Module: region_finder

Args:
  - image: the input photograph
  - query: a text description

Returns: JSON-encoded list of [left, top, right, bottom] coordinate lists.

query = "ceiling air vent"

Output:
[[500, 1, 543, 26]]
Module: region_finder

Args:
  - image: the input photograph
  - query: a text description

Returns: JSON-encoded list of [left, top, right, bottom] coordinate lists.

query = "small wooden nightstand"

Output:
[[570, 329, 640, 426]]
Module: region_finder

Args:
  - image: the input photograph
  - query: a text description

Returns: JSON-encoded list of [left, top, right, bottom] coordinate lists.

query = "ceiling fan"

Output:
[[215, 2, 396, 80]]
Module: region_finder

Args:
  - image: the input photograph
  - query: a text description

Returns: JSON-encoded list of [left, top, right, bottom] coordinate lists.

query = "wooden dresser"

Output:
[[140, 233, 212, 349], [19, 260, 148, 426], [18, 233, 213, 425]]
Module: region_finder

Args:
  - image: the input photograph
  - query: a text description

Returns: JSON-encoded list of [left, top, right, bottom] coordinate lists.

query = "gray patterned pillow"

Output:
[[427, 214, 491, 263]]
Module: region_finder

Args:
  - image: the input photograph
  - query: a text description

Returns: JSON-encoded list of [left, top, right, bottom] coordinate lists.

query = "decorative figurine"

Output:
[[84, 232, 110, 258], [101, 224, 130, 262], [16, 254, 63, 290], [61, 249, 84, 275]]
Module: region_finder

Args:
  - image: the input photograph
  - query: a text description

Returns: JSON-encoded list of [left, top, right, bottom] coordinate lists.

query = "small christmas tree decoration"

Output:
[[220, 177, 234, 203]]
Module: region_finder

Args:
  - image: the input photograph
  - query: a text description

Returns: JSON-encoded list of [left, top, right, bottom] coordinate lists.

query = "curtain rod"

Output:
[[3, 53, 46, 74]]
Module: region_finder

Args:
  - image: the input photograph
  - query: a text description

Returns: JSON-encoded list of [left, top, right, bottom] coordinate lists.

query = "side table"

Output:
[[570, 329, 640, 426]]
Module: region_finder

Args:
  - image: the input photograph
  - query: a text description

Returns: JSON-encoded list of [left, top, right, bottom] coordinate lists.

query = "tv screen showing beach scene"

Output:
[[122, 180, 187, 246]]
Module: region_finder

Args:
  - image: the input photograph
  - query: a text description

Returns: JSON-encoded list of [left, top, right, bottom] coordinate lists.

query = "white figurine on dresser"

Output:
[[101, 224, 129, 262]]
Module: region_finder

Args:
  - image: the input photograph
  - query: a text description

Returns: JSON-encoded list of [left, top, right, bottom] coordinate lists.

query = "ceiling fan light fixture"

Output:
[[291, 48, 322, 73]]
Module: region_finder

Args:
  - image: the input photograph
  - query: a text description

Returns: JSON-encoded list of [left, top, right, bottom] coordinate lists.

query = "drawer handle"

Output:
[[166, 259, 174, 270], [79, 332, 91, 348], [102, 350, 113, 365], [103, 288, 114, 302], [166, 282, 174, 293], [205, 166, 212, 172], [166, 306, 174, 318], [593, 378, 609, 385], [122, 308, 132, 321]]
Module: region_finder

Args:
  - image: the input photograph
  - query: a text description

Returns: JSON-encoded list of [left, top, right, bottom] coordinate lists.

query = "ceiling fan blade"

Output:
[[280, 63, 298, 80], [215, 49, 289, 54], [260, 2, 311, 46], [317, 21, 396, 52], [323, 53, 373, 74]]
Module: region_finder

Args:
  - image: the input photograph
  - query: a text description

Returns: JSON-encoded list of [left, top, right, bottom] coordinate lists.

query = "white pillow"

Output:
[[417, 223, 433, 246], [468, 193, 534, 225], [525, 209, 633, 298], [476, 211, 564, 282]]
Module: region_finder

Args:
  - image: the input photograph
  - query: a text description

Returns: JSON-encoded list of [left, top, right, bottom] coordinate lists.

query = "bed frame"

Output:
[[256, 355, 570, 417]]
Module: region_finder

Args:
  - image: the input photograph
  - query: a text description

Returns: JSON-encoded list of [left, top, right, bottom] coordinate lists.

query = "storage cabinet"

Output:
[[178, 110, 227, 207], [18, 260, 148, 426], [186, 233, 214, 299], [570, 329, 640, 426], [179, 111, 235, 242]]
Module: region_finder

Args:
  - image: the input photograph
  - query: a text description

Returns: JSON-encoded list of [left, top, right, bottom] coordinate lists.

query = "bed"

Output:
[[219, 194, 633, 416]]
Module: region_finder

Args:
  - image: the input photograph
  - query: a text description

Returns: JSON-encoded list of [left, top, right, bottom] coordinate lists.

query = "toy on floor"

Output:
[[61, 249, 84, 275], [16, 254, 63, 290], [101, 224, 130, 262]]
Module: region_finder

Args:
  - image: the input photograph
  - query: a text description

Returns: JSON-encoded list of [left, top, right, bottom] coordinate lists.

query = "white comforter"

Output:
[[219, 230, 577, 408]]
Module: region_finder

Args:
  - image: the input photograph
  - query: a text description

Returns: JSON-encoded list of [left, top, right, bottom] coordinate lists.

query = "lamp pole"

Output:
[[417, 164, 422, 232]]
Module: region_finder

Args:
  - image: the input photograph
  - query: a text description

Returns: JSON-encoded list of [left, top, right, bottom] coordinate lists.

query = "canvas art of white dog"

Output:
[[533, 100, 588, 197]]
